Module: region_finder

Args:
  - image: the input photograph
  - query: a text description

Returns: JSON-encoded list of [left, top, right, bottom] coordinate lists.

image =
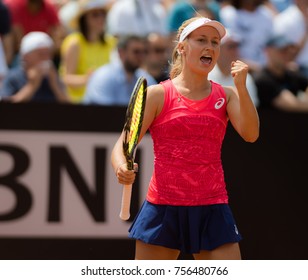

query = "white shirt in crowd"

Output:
[[220, 4, 274, 67], [107, 0, 168, 37], [274, 4, 308, 69]]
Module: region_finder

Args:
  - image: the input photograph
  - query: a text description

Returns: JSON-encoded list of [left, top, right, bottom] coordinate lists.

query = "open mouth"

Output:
[[200, 55, 212, 65]]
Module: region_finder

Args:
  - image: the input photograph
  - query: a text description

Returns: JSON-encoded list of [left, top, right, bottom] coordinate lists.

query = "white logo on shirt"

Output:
[[214, 98, 225, 109]]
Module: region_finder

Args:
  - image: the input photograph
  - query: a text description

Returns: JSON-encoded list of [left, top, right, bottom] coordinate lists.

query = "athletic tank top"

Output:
[[146, 79, 229, 206]]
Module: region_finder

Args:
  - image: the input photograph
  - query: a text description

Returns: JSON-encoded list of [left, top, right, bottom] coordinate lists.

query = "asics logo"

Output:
[[214, 98, 225, 109]]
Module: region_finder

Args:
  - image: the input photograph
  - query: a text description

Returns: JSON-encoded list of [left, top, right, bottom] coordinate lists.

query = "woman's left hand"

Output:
[[231, 60, 249, 88]]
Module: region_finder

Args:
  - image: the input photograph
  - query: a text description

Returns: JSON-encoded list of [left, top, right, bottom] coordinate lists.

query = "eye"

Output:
[[212, 40, 219, 47], [197, 38, 206, 43]]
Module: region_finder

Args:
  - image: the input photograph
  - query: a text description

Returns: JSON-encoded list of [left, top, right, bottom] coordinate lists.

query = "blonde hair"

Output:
[[169, 17, 202, 79]]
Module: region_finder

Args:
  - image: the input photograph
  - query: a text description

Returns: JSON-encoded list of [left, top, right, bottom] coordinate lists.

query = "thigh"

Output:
[[135, 240, 181, 260], [193, 242, 241, 260]]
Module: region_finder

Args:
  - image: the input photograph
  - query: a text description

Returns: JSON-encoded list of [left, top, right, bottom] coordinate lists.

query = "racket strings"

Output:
[[123, 78, 147, 170], [128, 86, 145, 153]]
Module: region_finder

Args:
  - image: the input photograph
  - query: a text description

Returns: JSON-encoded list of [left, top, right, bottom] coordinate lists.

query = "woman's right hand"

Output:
[[115, 163, 138, 185]]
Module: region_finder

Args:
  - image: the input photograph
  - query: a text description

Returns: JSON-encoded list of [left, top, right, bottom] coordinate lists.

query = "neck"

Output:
[[296, 1, 308, 15], [27, 1, 42, 13], [87, 30, 102, 42], [174, 70, 212, 100], [267, 63, 285, 77], [179, 69, 211, 87], [241, 3, 257, 12]]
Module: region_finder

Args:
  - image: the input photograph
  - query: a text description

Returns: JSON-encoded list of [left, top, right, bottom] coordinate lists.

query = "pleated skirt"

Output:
[[128, 200, 242, 254]]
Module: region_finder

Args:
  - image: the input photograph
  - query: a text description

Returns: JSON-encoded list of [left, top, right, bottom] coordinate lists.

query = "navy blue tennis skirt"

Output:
[[128, 201, 242, 254]]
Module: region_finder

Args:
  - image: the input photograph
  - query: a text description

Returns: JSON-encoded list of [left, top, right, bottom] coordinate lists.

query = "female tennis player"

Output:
[[111, 17, 259, 260]]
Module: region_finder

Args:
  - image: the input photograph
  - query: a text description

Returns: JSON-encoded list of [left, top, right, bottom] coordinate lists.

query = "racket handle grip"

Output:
[[119, 184, 132, 220]]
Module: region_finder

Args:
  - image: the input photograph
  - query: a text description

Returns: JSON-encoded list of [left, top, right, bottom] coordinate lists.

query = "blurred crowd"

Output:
[[0, 0, 308, 112]]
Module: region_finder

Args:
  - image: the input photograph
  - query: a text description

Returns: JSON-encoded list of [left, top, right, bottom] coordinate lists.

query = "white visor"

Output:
[[179, 17, 226, 42]]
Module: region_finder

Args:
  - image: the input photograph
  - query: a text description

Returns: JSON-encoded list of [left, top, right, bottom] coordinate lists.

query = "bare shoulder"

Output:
[[147, 84, 165, 103], [222, 85, 237, 102], [146, 83, 165, 117], [147, 83, 165, 95]]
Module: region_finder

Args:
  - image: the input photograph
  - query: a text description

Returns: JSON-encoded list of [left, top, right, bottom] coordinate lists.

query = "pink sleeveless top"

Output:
[[146, 79, 229, 206]]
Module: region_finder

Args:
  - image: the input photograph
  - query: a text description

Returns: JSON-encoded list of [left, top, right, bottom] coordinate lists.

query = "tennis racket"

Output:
[[119, 77, 147, 220]]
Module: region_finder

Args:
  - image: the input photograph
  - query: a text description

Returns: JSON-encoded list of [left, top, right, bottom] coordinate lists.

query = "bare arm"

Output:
[[47, 63, 71, 103], [226, 60, 260, 142], [61, 40, 91, 88], [111, 84, 164, 185], [9, 65, 44, 102], [272, 88, 308, 112], [10, 63, 71, 103]]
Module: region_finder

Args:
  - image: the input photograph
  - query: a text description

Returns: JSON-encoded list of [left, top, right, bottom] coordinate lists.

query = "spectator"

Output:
[[4, 0, 62, 67], [220, 0, 274, 73], [161, 0, 177, 10], [0, 32, 69, 103], [49, 0, 71, 10], [0, 0, 10, 36], [167, 0, 221, 34], [59, 0, 116, 103], [0, 0, 11, 85], [83, 35, 157, 105], [254, 34, 308, 112], [195, 3, 220, 18], [208, 29, 259, 106], [58, 0, 79, 33], [143, 33, 170, 83], [269, 0, 293, 12], [107, 0, 168, 37], [0, 41, 8, 87], [273, 0, 308, 77]]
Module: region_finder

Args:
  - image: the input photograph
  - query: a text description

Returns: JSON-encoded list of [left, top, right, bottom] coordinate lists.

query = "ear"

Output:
[[177, 42, 185, 55], [177, 47, 185, 55]]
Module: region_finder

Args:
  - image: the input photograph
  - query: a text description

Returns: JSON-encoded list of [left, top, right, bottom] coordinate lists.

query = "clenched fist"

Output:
[[231, 60, 249, 88]]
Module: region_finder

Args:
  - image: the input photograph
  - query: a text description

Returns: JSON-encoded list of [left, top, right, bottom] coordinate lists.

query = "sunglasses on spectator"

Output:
[[150, 47, 167, 54], [131, 49, 147, 56]]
